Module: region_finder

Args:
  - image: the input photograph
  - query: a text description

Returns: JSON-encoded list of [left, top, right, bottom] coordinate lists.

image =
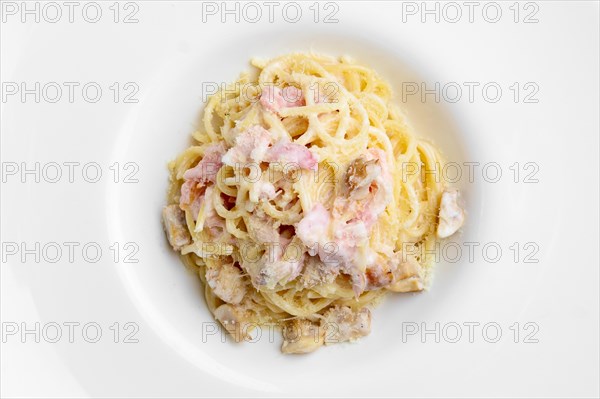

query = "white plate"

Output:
[[1, 2, 598, 397]]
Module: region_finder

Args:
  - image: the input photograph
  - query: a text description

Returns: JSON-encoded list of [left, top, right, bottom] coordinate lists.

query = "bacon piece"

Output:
[[179, 142, 226, 211], [221, 125, 272, 166], [260, 85, 305, 114], [296, 203, 331, 253], [182, 142, 226, 184], [265, 141, 319, 171]]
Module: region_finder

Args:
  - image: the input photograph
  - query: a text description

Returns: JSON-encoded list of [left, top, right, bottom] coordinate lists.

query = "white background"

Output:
[[1, 1, 599, 397]]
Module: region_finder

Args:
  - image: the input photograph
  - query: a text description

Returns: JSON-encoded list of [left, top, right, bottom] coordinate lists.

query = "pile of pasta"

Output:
[[163, 53, 460, 353]]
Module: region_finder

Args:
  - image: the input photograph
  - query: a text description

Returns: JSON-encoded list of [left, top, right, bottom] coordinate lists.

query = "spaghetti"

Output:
[[162, 53, 464, 353]]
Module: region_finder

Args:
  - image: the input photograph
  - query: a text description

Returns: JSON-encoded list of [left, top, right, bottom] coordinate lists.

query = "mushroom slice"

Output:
[[281, 318, 324, 354]]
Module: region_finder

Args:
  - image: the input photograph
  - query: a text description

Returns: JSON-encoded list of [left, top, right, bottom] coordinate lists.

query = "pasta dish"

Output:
[[162, 53, 465, 353]]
